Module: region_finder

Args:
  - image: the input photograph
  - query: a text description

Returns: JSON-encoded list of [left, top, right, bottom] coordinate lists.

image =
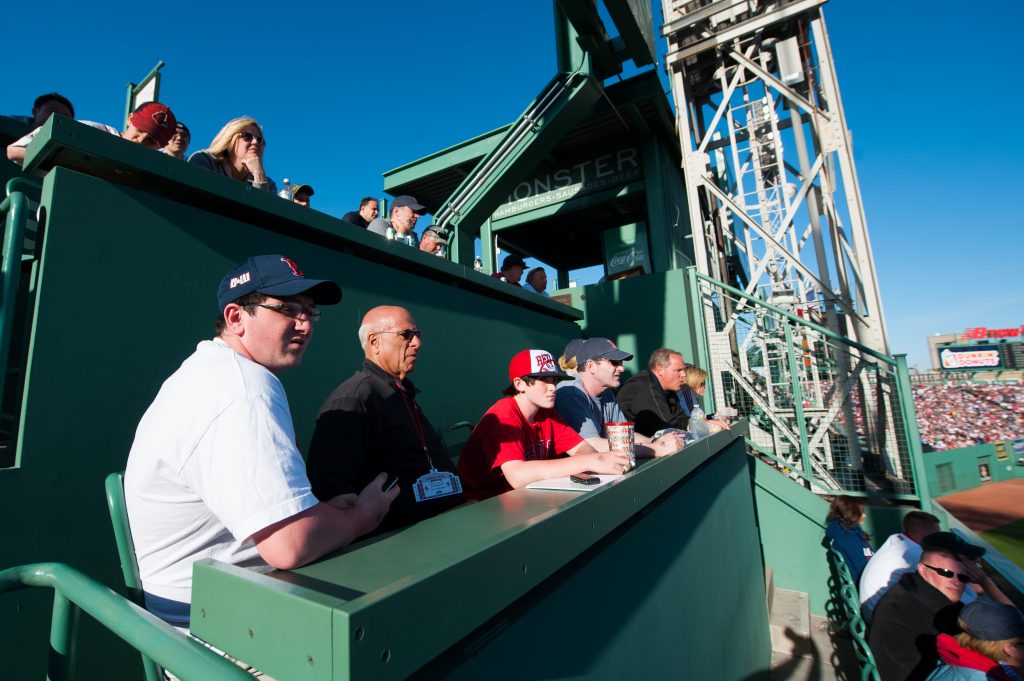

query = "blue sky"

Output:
[[7, 1, 1020, 369]]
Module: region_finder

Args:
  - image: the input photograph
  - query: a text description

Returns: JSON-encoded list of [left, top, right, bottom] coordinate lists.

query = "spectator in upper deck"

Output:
[[419, 226, 448, 256], [162, 122, 190, 160], [368, 195, 425, 246], [7, 101, 177, 165], [7, 92, 74, 127], [341, 197, 379, 228], [522, 267, 550, 297], [290, 182, 314, 207], [491, 255, 526, 286], [188, 116, 277, 194]]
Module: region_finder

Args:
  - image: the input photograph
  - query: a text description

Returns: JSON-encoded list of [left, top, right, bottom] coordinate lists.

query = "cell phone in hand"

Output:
[[382, 475, 400, 492], [570, 473, 600, 485]]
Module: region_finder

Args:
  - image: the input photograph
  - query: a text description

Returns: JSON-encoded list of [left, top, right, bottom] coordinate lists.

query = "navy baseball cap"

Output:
[[216, 255, 342, 310], [576, 338, 633, 365], [959, 600, 1024, 641], [501, 254, 526, 270], [920, 531, 986, 560], [392, 195, 426, 213], [562, 338, 585, 363]]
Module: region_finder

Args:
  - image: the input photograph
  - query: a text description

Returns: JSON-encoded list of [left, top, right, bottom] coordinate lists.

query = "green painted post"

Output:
[[48, 591, 79, 681], [784, 322, 813, 487], [0, 192, 28, 420], [481, 217, 496, 274], [895, 354, 931, 508], [686, 266, 714, 408]]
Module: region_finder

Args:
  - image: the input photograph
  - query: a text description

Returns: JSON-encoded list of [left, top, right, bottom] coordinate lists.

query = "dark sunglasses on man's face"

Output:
[[239, 131, 265, 145], [922, 564, 971, 583], [380, 329, 422, 341]]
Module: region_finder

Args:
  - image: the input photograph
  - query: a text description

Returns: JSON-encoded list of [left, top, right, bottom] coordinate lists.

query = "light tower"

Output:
[[663, 0, 902, 491]]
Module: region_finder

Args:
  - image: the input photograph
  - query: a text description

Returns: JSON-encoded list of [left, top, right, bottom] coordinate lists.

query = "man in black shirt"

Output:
[[306, 305, 463, 532], [617, 347, 690, 436], [340, 196, 379, 228]]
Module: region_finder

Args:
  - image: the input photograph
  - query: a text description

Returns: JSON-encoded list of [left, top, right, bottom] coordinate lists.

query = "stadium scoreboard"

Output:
[[939, 323, 1024, 371]]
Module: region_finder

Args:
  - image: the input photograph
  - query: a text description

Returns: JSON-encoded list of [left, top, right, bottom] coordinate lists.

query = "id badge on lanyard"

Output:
[[395, 380, 462, 503]]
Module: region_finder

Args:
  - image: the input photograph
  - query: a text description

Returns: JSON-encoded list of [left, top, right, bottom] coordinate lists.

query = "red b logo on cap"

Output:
[[280, 257, 303, 277]]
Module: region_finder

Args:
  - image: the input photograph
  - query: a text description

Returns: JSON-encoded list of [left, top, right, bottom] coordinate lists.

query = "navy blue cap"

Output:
[[562, 338, 585, 362], [501, 254, 526, 270], [216, 255, 342, 310], [576, 338, 633, 365], [920, 531, 986, 560], [960, 600, 1024, 641], [392, 195, 426, 213]]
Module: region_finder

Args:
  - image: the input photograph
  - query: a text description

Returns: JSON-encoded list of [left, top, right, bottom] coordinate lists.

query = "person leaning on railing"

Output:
[[7, 101, 178, 165], [188, 116, 277, 193]]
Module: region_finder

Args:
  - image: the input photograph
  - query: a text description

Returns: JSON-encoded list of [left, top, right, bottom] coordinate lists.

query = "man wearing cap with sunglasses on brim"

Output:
[[368, 195, 426, 246], [419, 225, 448, 256], [492, 254, 526, 286], [306, 305, 464, 534], [124, 255, 397, 633], [290, 182, 314, 207], [555, 338, 683, 458], [869, 532, 1013, 681], [457, 349, 632, 501], [7, 100, 178, 165]]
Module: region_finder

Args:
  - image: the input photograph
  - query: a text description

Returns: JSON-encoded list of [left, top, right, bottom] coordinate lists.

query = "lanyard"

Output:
[[394, 381, 436, 470]]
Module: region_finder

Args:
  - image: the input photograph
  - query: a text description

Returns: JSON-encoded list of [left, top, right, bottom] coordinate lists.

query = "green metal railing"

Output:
[[0, 562, 254, 681], [688, 268, 929, 505]]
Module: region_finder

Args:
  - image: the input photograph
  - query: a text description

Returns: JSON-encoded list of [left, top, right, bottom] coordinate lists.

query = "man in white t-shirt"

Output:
[[6, 101, 179, 164], [859, 510, 940, 622], [125, 254, 397, 629]]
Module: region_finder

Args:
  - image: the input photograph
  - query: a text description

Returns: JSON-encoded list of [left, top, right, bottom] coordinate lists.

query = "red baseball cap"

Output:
[[508, 349, 571, 384], [128, 101, 178, 148]]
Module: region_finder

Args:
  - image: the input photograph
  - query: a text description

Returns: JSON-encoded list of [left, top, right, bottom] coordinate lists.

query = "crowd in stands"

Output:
[[4, 92, 552, 296], [120, 251, 727, 671], [824, 497, 1024, 681], [913, 382, 1024, 451]]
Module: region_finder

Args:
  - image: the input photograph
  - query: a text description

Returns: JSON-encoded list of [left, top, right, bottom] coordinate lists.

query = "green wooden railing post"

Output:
[[0, 191, 28, 421], [895, 354, 931, 508], [686, 266, 714, 408], [48, 591, 79, 681], [784, 322, 813, 487]]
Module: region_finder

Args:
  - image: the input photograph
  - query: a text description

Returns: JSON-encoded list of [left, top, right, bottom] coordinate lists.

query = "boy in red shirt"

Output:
[[457, 349, 632, 500]]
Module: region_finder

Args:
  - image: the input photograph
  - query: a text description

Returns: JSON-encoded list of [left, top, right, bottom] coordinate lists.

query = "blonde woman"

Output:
[[188, 116, 277, 193]]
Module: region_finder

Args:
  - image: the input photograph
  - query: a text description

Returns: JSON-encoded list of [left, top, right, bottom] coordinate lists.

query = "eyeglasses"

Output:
[[922, 564, 971, 583], [378, 329, 422, 341], [239, 131, 265, 145], [597, 358, 624, 367], [254, 302, 320, 322]]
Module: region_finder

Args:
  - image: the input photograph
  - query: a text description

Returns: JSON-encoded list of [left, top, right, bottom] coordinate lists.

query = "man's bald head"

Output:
[[358, 306, 408, 349], [357, 305, 422, 379]]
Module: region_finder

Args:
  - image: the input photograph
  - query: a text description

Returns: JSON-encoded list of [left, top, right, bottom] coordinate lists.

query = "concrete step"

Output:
[[766, 566, 775, 620], [770, 613, 860, 681]]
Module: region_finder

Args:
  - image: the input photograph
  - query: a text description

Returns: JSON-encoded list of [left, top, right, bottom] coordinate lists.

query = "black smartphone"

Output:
[[382, 474, 400, 492], [570, 473, 600, 485]]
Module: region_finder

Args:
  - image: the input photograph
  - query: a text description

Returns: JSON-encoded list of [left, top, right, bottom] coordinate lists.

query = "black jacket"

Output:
[[616, 370, 689, 436], [867, 571, 963, 681], [306, 360, 462, 532]]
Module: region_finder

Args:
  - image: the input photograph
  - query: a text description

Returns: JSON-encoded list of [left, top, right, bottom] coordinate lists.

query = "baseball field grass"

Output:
[[981, 517, 1024, 570]]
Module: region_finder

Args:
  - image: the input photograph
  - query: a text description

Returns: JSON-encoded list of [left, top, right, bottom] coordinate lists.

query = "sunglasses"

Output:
[[922, 564, 971, 583], [239, 131, 265, 145], [379, 329, 422, 341]]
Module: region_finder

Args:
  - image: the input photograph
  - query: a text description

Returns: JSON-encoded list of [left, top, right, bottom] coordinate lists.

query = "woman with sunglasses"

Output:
[[825, 495, 873, 583], [188, 116, 277, 193]]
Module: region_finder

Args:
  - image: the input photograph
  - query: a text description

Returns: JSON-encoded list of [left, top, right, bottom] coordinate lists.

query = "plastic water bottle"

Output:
[[687, 407, 711, 440], [278, 178, 291, 200]]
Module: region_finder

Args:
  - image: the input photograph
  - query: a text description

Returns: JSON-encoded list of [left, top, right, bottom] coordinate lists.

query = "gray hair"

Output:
[[648, 347, 682, 371]]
